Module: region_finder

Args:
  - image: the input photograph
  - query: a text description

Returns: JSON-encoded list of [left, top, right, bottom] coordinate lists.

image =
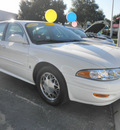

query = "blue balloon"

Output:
[[66, 12, 77, 22]]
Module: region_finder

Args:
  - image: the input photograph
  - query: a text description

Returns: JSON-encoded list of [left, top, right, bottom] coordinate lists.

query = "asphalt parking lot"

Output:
[[0, 72, 115, 130]]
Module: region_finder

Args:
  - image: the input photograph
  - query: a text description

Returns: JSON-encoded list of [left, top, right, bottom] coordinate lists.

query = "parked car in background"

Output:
[[0, 20, 120, 106], [67, 26, 116, 46], [85, 21, 115, 44]]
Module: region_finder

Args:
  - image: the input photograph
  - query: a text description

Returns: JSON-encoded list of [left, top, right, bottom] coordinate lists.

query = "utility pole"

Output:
[[117, 17, 120, 47], [110, 0, 114, 38]]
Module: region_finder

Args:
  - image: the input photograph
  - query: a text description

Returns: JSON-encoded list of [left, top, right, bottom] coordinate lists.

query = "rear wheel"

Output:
[[36, 66, 68, 106]]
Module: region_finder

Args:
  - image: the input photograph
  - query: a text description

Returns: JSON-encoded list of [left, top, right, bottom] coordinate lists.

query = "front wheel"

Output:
[[36, 66, 68, 106]]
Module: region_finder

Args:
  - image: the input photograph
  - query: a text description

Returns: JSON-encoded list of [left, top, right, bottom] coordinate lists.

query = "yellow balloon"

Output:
[[45, 9, 57, 23]]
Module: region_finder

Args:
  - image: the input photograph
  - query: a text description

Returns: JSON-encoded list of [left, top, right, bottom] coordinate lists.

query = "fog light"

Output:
[[93, 93, 109, 98]]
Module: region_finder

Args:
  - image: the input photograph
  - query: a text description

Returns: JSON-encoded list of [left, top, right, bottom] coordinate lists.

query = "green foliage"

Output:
[[17, 0, 66, 24], [70, 0, 105, 25], [50, 0, 66, 24], [18, 0, 32, 20], [113, 14, 120, 24]]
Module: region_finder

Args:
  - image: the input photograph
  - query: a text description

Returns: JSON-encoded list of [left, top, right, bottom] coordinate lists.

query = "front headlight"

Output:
[[76, 68, 120, 81]]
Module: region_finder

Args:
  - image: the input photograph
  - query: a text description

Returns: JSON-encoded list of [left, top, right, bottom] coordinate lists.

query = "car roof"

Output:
[[0, 20, 51, 26]]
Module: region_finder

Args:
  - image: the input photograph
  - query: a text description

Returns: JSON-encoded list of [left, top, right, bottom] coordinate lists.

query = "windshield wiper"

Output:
[[34, 39, 82, 44], [68, 40, 82, 42], [42, 40, 68, 43], [35, 40, 75, 44]]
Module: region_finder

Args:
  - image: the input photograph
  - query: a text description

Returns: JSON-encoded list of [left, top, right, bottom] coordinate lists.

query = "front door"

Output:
[[0, 22, 29, 79]]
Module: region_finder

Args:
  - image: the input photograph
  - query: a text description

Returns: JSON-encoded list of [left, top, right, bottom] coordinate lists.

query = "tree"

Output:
[[17, 0, 66, 24], [17, 0, 32, 20], [113, 14, 120, 24], [70, 0, 105, 26], [50, 0, 66, 25], [29, 0, 51, 21]]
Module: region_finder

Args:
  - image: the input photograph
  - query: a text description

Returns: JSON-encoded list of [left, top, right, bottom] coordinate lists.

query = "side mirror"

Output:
[[8, 34, 28, 44]]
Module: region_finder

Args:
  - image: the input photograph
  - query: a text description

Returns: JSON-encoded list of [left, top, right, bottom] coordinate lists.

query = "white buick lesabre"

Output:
[[0, 20, 120, 106]]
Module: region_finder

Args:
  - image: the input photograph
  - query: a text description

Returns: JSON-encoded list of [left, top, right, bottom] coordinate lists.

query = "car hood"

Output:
[[85, 21, 105, 33], [83, 38, 115, 46], [46, 42, 120, 68], [95, 35, 114, 43]]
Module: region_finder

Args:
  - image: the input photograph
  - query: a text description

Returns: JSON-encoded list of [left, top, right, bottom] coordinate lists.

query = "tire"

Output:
[[36, 65, 68, 106]]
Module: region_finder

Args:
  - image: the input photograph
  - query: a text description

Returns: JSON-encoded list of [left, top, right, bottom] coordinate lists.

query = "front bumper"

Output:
[[66, 75, 120, 106]]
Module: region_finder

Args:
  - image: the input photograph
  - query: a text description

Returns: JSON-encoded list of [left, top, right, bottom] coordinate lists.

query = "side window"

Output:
[[5, 23, 26, 41], [0, 23, 7, 41]]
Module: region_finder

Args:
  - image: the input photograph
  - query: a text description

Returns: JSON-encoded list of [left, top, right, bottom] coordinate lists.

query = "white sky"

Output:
[[0, 0, 21, 14], [64, 0, 120, 19], [0, 0, 119, 20]]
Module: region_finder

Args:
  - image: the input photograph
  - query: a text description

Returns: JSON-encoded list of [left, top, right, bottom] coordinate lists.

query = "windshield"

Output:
[[25, 22, 81, 44], [69, 28, 87, 38]]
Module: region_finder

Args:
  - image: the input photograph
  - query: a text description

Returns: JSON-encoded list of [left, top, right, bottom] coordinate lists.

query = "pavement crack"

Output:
[[0, 88, 46, 111], [15, 94, 44, 109], [113, 110, 118, 115]]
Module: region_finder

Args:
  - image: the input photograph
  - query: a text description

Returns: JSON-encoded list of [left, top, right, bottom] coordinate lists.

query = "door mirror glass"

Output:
[[8, 34, 28, 44], [5, 23, 28, 44]]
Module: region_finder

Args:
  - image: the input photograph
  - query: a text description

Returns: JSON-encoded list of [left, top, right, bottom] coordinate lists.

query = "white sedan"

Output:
[[0, 20, 120, 106]]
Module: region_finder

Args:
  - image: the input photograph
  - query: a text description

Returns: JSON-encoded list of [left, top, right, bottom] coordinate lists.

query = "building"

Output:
[[0, 10, 17, 21], [113, 24, 119, 36]]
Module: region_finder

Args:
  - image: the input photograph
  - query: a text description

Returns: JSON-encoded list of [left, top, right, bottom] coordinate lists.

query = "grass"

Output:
[[113, 39, 117, 44], [112, 36, 117, 45]]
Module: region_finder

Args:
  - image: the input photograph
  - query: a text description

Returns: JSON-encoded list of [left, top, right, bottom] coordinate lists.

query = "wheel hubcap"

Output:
[[40, 72, 60, 101]]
